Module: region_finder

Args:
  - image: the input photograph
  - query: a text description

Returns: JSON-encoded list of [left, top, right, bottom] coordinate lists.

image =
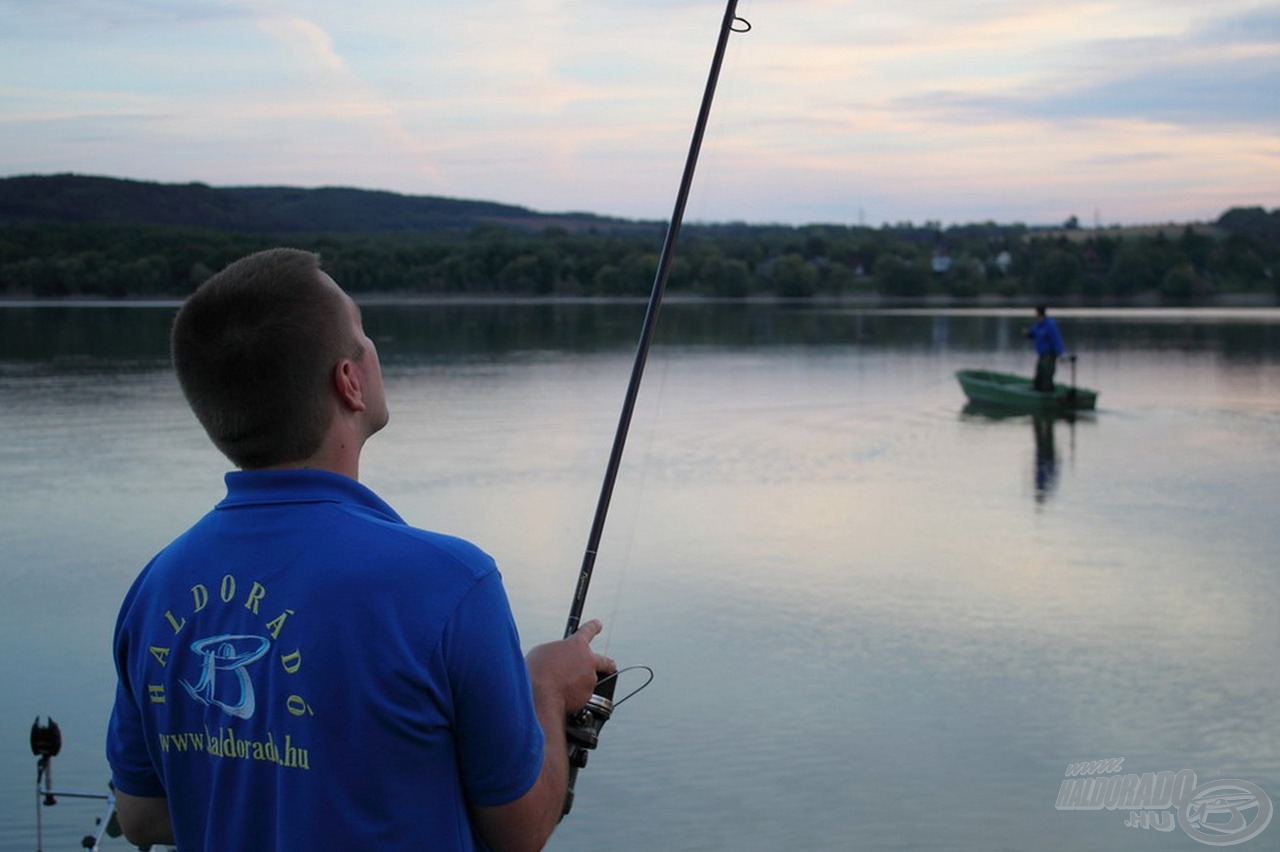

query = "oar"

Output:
[[1066, 353, 1078, 406]]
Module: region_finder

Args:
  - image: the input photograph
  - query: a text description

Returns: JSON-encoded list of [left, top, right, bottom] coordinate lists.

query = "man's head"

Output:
[[171, 248, 386, 469], [1034, 304, 1048, 318]]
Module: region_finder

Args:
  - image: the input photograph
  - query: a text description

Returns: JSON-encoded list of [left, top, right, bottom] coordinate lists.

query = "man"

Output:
[[107, 248, 613, 851], [1024, 304, 1066, 392]]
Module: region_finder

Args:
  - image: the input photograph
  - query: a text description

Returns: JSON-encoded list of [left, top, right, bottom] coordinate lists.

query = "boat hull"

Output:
[[956, 369, 1097, 412]]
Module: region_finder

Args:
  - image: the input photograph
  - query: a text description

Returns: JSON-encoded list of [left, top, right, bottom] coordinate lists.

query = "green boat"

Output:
[[956, 369, 1098, 412]]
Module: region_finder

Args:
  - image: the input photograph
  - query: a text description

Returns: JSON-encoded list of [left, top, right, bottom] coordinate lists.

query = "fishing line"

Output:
[[594, 346, 673, 660], [678, 3, 753, 227], [564, 0, 751, 640], [559, 0, 750, 818]]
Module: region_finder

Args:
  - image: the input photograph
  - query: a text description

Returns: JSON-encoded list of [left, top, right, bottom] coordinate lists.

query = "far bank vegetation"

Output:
[[1, 177, 1276, 305]]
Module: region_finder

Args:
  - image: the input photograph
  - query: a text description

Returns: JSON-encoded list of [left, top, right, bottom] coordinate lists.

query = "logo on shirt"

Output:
[[180, 634, 271, 719], [143, 573, 314, 770]]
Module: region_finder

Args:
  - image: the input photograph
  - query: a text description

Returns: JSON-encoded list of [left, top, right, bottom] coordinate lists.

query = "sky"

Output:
[[1, 0, 1277, 227]]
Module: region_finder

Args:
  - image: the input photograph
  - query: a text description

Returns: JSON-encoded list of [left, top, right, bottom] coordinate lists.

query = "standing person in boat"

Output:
[[1024, 304, 1067, 392], [106, 248, 614, 852]]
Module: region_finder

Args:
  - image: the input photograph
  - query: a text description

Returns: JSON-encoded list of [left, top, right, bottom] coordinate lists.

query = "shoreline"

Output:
[[0, 291, 1274, 312], [2, 291, 1277, 311]]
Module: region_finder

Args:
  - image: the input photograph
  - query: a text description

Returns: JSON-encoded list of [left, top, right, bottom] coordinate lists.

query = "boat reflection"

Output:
[[961, 402, 1093, 503]]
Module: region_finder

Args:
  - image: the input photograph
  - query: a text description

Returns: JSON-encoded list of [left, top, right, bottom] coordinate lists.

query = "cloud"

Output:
[[257, 14, 347, 73], [881, 3, 1280, 130], [1195, 6, 1280, 44], [0, 0, 1276, 225], [0, 0, 251, 35]]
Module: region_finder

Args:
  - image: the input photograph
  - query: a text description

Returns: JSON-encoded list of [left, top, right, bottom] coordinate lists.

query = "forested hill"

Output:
[[0, 174, 644, 235], [1, 173, 1276, 304]]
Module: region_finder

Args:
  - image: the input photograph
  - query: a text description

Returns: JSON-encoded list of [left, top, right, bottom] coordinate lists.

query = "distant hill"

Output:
[[1216, 206, 1280, 247], [0, 173, 651, 236], [1, 173, 1274, 304]]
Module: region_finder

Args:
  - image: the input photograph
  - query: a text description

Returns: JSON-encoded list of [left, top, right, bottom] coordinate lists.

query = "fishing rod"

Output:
[[560, 0, 750, 817]]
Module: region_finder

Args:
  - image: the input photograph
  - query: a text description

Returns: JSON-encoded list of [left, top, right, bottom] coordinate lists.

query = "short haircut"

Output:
[[171, 248, 358, 469]]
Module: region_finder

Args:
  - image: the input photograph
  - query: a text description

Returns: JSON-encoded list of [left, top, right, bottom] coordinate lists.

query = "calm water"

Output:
[[2, 302, 1278, 851]]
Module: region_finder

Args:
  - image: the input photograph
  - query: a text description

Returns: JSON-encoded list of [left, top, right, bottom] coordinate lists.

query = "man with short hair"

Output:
[[1025, 304, 1066, 392], [107, 248, 612, 851]]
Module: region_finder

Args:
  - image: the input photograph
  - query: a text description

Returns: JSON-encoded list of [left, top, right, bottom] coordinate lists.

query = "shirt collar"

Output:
[[218, 469, 404, 525]]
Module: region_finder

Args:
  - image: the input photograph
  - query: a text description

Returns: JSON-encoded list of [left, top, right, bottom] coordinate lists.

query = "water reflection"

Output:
[[6, 304, 1279, 368], [961, 403, 1095, 503], [1033, 413, 1059, 501], [2, 304, 1278, 852]]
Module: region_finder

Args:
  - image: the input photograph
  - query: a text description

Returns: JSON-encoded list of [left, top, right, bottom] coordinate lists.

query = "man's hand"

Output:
[[526, 619, 617, 714]]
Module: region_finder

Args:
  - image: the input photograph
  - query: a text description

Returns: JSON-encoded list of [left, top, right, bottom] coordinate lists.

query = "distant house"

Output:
[[931, 249, 952, 274], [994, 251, 1012, 274]]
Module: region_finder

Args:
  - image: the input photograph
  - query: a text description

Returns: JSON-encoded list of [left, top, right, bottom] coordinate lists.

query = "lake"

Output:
[[2, 301, 1278, 851]]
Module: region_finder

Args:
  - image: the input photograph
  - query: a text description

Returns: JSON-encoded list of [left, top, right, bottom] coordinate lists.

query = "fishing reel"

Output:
[[561, 666, 653, 817], [562, 675, 616, 817]]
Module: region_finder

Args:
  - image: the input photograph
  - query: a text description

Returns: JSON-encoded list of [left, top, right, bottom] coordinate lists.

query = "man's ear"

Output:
[[333, 359, 367, 413]]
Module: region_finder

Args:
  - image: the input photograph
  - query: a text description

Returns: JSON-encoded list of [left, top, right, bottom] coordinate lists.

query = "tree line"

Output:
[[1, 209, 1276, 304]]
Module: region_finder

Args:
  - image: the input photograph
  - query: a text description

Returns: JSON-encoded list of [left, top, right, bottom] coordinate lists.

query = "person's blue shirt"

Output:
[[107, 469, 544, 851], [1029, 316, 1066, 356]]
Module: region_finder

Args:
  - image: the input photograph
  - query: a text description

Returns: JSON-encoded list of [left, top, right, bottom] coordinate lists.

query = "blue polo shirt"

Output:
[[108, 469, 543, 851], [1029, 317, 1066, 356]]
